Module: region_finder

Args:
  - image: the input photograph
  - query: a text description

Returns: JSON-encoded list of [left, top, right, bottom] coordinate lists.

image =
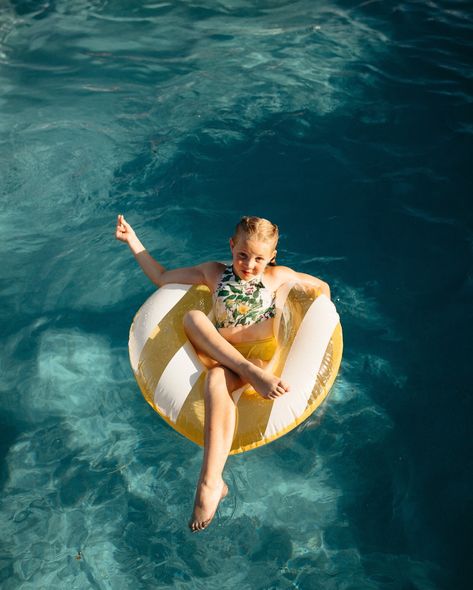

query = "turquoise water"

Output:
[[1, 0, 472, 588]]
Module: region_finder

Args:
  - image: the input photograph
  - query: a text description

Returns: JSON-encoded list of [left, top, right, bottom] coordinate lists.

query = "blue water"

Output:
[[1, 1, 472, 588]]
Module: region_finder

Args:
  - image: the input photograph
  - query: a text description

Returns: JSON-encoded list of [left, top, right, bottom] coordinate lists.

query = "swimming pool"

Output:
[[1, 1, 471, 588]]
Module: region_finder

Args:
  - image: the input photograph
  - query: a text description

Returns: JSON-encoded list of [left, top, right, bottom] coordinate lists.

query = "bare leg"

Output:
[[189, 365, 242, 532], [183, 310, 289, 399]]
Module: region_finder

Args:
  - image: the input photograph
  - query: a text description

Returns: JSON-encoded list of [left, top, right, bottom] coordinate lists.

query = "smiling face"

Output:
[[230, 234, 276, 280]]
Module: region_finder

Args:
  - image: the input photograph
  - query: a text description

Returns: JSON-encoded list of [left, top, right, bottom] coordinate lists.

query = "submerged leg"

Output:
[[189, 365, 241, 532], [183, 310, 289, 400]]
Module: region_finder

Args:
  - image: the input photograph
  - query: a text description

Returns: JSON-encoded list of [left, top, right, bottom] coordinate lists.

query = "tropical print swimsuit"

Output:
[[213, 265, 276, 329]]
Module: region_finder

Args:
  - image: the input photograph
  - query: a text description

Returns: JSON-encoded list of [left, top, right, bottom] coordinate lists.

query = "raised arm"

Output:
[[115, 214, 214, 288]]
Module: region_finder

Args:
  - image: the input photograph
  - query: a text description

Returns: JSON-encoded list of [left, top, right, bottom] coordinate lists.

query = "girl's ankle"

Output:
[[240, 359, 258, 380], [199, 476, 224, 489]]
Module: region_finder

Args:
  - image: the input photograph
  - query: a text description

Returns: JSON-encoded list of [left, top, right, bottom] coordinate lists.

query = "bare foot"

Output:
[[244, 363, 290, 400], [189, 479, 228, 532]]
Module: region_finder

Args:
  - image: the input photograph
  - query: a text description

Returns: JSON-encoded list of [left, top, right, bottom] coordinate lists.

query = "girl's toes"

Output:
[[273, 383, 288, 397], [281, 380, 290, 392], [269, 389, 282, 399]]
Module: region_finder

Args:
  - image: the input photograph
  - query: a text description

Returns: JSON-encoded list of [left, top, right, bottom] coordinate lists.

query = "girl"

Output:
[[115, 214, 330, 532]]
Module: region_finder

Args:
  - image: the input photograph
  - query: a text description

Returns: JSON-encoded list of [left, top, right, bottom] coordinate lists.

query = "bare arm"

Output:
[[272, 266, 331, 299], [115, 214, 213, 287]]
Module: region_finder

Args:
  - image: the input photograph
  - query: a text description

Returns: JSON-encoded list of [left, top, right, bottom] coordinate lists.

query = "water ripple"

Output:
[[1, 0, 471, 588]]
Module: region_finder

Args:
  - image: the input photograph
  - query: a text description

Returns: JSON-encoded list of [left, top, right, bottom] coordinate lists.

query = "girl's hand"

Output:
[[115, 214, 136, 244]]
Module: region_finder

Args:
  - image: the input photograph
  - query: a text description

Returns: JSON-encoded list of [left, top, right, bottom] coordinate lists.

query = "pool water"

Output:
[[1, 1, 472, 588]]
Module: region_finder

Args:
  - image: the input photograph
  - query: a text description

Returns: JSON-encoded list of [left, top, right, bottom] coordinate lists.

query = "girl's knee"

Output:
[[206, 365, 226, 385], [206, 365, 241, 395], [183, 309, 206, 330]]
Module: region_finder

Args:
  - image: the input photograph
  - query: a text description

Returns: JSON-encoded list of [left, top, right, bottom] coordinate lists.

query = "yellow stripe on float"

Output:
[[230, 392, 274, 454], [173, 371, 207, 447], [135, 285, 211, 413]]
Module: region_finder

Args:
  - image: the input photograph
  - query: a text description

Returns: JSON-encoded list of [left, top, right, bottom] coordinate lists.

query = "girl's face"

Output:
[[230, 234, 276, 280]]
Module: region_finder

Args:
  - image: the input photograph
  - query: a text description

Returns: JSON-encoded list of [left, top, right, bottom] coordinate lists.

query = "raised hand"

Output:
[[115, 214, 136, 244]]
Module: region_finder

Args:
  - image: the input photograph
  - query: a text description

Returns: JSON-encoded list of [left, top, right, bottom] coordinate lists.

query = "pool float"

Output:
[[129, 282, 343, 454]]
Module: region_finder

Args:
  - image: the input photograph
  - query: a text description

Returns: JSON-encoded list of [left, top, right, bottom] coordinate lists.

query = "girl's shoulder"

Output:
[[200, 261, 227, 290], [263, 265, 298, 290]]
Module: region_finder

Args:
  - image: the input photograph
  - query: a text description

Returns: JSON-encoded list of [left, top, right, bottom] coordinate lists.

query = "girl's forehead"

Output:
[[233, 237, 274, 256]]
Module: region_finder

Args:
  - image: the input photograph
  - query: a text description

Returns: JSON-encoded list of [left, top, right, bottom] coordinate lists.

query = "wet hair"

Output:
[[233, 216, 279, 265]]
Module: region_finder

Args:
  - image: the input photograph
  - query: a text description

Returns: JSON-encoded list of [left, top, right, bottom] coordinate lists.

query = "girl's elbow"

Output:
[[151, 272, 165, 288], [322, 282, 331, 299], [155, 265, 175, 287]]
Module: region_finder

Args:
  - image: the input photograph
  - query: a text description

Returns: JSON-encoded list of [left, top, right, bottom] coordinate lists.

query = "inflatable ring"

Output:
[[129, 282, 343, 454]]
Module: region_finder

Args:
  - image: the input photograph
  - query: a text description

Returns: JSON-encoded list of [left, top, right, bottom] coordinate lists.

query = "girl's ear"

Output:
[[229, 238, 235, 250], [269, 249, 277, 266]]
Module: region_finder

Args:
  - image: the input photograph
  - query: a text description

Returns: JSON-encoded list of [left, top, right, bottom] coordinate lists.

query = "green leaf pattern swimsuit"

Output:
[[213, 265, 276, 329]]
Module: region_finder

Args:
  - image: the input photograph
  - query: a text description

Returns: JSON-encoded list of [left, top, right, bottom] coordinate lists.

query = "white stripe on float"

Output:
[[129, 284, 191, 371], [154, 341, 203, 423], [264, 295, 339, 438]]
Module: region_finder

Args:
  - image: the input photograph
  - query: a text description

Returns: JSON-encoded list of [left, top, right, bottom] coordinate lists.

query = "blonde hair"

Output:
[[233, 216, 279, 265]]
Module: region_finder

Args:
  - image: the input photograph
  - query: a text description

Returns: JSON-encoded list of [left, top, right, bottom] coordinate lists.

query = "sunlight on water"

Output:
[[1, 0, 471, 588], [1, 311, 408, 588]]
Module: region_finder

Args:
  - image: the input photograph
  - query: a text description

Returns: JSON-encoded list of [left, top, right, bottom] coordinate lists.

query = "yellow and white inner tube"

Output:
[[129, 282, 343, 455]]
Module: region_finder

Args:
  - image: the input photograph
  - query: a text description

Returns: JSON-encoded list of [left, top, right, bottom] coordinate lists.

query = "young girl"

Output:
[[115, 214, 330, 532]]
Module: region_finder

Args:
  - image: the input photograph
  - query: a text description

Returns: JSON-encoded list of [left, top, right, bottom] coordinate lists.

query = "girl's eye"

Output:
[[239, 253, 247, 259], [256, 258, 264, 262]]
